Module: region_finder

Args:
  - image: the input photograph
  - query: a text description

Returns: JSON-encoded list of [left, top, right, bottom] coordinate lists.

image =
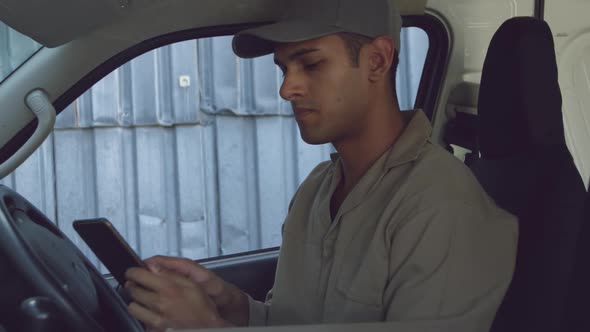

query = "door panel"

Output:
[[201, 250, 279, 302]]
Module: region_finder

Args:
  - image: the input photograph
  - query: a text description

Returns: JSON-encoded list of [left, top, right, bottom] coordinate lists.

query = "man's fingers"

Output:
[[125, 267, 170, 293], [157, 269, 195, 289], [153, 269, 219, 306], [144, 256, 212, 283], [124, 280, 138, 289], [143, 256, 235, 303], [127, 284, 160, 311], [143, 256, 229, 300], [128, 302, 166, 332]]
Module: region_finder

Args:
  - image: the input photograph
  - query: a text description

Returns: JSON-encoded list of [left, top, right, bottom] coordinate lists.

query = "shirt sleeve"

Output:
[[247, 294, 270, 326], [247, 182, 304, 327], [383, 200, 518, 331]]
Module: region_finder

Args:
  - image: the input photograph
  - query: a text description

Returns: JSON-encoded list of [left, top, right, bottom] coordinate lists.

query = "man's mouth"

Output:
[[292, 107, 315, 119]]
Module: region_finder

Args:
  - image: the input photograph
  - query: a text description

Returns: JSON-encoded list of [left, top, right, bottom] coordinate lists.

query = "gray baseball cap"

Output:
[[232, 0, 402, 58]]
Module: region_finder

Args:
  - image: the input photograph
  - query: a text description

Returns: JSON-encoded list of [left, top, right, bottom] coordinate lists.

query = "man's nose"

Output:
[[279, 72, 305, 101]]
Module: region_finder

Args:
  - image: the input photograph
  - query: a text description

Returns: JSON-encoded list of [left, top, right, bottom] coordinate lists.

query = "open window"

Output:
[[0, 17, 447, 273]]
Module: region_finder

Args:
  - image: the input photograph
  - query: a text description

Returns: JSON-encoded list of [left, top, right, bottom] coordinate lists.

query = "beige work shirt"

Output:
[[248, 110, 518, 331]]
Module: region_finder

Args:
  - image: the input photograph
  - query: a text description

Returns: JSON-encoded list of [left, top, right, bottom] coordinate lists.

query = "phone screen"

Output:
[[73, 218, 145, 285]]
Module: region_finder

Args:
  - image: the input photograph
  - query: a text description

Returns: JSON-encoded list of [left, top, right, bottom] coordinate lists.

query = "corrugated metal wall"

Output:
[[0, 29, 428, 271]]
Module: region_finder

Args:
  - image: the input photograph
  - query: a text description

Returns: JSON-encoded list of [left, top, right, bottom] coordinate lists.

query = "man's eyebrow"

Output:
[[274, 48, 321, 66]]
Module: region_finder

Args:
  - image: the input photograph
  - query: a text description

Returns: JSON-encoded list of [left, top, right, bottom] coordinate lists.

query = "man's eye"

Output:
[[304, 62, 321, 71]]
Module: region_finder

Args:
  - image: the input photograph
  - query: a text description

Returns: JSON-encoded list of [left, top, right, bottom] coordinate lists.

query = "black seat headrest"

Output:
[[478, 17, 565, 159]]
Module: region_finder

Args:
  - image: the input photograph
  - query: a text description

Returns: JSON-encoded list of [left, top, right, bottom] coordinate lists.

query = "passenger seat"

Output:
[[468, 17, 587, 332]]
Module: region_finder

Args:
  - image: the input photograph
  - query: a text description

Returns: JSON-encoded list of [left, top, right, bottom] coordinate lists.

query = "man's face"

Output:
[[274, 34, 371, 145]]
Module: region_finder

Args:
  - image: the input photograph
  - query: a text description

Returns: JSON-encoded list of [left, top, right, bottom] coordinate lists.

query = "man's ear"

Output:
[[366, 36, 395, 83]]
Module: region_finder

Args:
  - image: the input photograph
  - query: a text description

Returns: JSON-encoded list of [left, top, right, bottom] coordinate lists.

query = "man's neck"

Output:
[[333, 106, 406, 193]]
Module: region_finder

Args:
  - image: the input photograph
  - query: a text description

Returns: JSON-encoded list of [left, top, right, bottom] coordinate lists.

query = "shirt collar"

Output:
[[329, 110, 432, 169], [384, 109, 432, 169]]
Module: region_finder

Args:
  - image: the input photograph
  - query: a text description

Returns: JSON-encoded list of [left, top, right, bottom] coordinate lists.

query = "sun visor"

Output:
[[0, 0, 160, 47], [0, 0, 427, 48]]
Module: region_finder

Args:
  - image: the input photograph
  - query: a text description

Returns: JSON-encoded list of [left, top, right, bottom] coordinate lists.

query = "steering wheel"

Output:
[[0, 185, 144, 332]]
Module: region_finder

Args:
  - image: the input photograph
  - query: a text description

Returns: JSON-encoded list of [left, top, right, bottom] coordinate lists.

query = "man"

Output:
[[124, 0, 518, 331]]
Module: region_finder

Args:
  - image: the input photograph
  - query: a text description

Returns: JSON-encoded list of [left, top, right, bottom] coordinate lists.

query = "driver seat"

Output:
[[563, 179, 590, 331], [468, 17, 588, 332]]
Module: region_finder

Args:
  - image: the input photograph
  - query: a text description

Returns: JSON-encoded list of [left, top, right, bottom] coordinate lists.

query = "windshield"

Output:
[[0, 22, 42, 83]]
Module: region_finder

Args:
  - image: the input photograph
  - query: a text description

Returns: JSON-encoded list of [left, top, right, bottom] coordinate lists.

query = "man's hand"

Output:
[[125, 267, 230, 331], [125, 256, 250, 330]]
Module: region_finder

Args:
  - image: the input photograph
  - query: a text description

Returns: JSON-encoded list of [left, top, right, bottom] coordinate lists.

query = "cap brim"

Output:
[[232, 20, 344, 58]]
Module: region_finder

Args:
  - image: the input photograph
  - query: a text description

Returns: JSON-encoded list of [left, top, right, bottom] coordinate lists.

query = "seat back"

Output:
[[469, 17, 587, 332], [563, 181, 590, 332]]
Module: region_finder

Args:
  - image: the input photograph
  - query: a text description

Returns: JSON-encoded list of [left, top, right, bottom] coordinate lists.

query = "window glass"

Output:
[[0, 22, 42, 83]]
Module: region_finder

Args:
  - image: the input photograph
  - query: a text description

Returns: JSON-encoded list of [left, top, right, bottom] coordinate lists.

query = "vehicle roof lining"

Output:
[[0, 0, 428, 48], [0, 0, 154, 47], [399, 0, 429, 15]]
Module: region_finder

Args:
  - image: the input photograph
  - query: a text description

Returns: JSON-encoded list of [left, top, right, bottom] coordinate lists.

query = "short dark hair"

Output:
[[337, 32, 400, 92]]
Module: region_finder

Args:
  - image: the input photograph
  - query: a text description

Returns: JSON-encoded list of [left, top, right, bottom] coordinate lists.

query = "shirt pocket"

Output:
[[331, 254, 388, 322]]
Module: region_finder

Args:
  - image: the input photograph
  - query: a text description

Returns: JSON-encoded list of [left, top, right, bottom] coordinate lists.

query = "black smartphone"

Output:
[[73, 218, 145, 286]]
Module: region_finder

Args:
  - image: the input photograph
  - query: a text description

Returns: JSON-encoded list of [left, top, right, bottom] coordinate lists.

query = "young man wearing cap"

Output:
[[124, 0, 518, 331]]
